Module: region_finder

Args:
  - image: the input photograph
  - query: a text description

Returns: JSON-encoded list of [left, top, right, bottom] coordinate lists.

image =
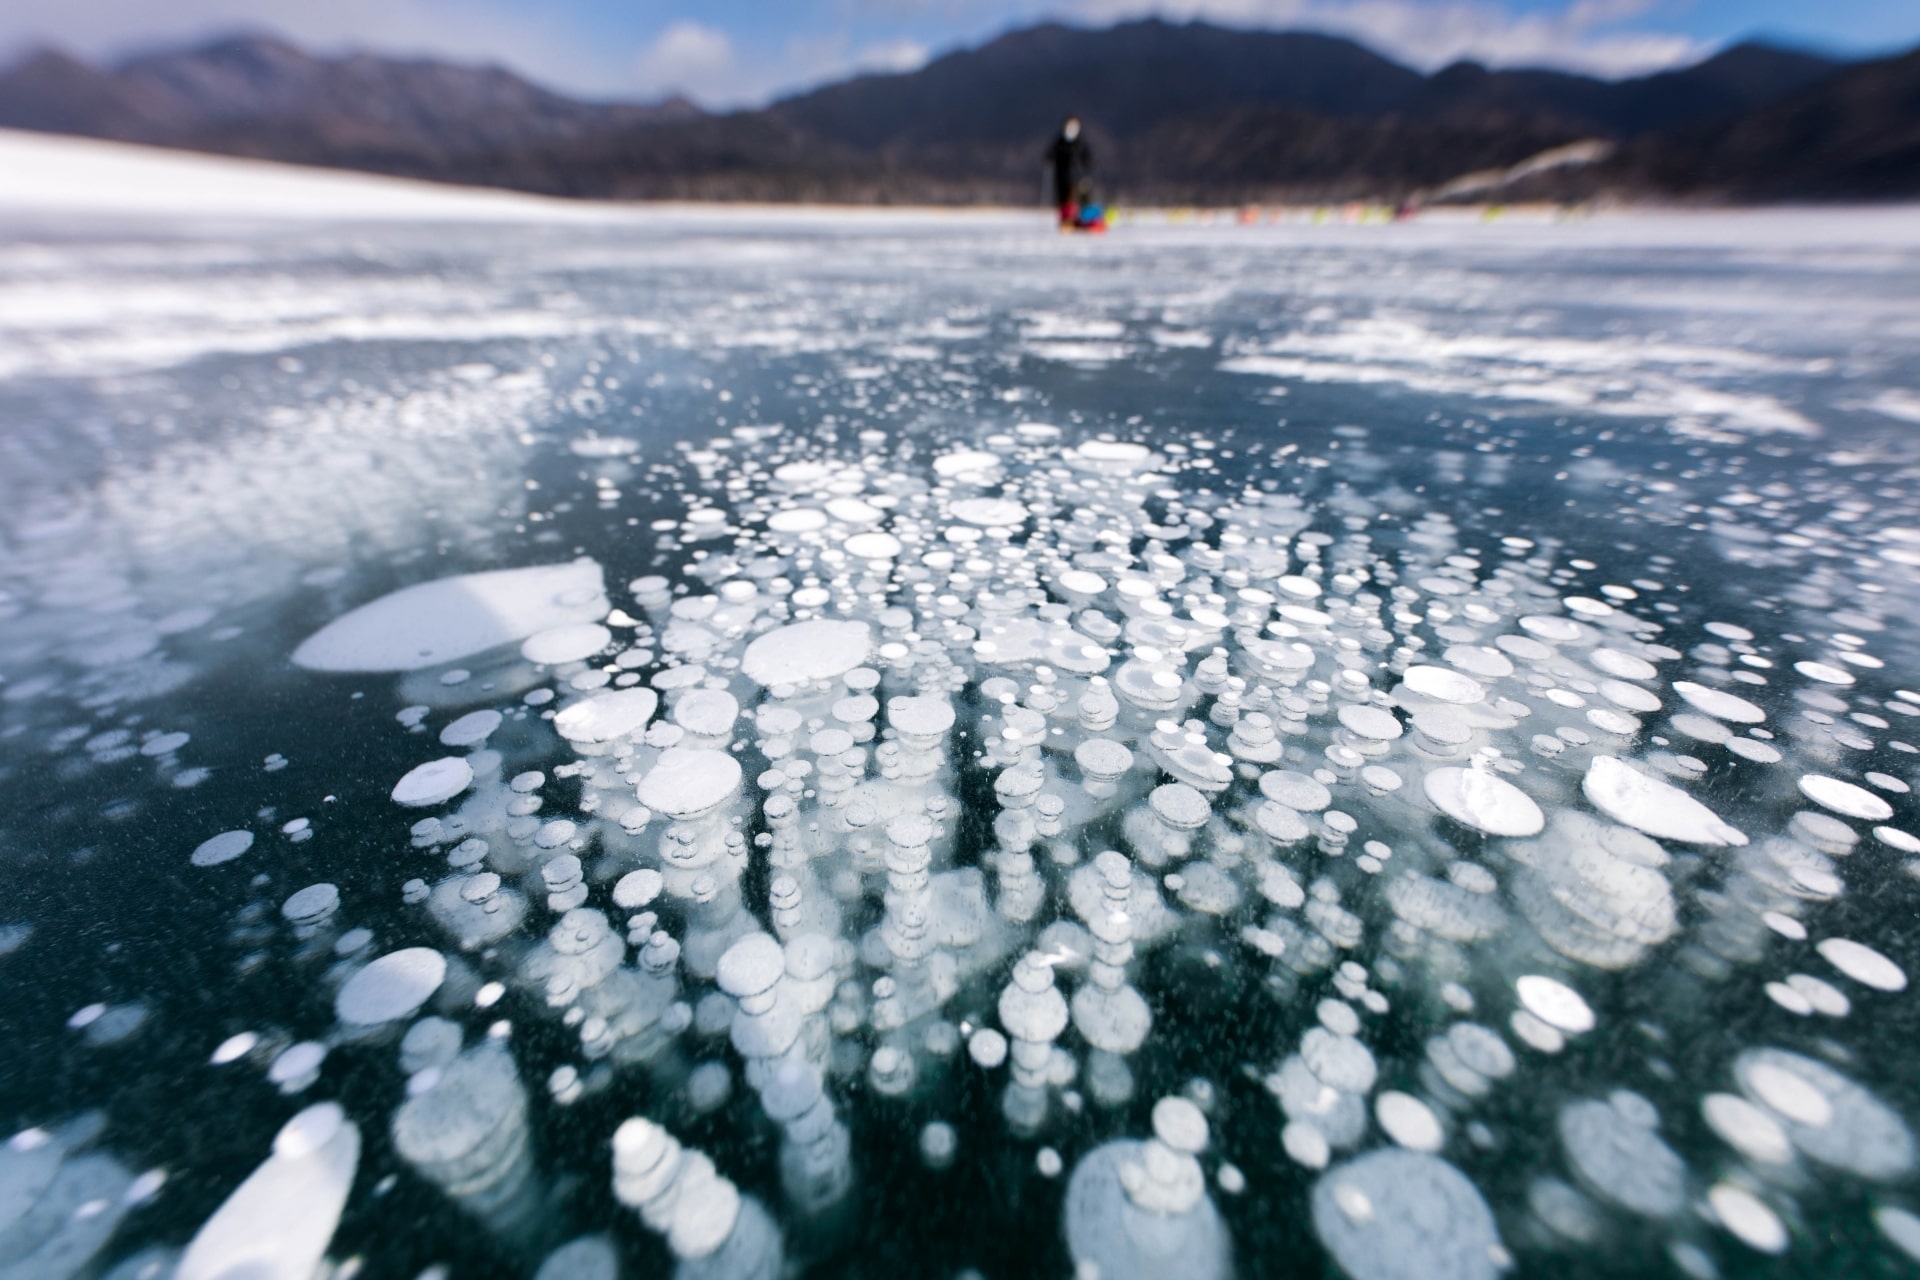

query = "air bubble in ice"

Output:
[[190, 830, 254, 867], [294, 560, 607, 672], [1582, 756, 1746, 846], [337, 948, 447, 1025], [392, 758, 474, 808], [1311, 1150, 1501, 1280], [1817, 937, 1907, 991], [1798, 775, 1895, 822], [1424, 767, 1544, 838]]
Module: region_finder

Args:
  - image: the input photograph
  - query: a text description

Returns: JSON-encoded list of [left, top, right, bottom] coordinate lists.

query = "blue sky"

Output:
[[7, 0, 1918, 106]]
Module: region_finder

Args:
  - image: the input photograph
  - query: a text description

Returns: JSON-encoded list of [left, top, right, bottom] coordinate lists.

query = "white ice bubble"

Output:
[[1073, 440, 1152, 470], [1877, 1206, 1920, 1262], [950, 497, 1028, 527], [522, 622, 612, 666], [843, 532, 902, 560], [1375, 1092, 1444, 1152], [281, 883, 340, 924], [613, 869, 664, 910], [1424, 767, 1544, 837], [1590, 648, 1658, 680], [636, 747, 742, 821], [1559, 1095, 1684, 1217], [1582, 755, 1746, 846], [968, 1028, 1008, 1069], [1152, 1097, 1209, 1154], [740, 620, 871, 686], [439, 710, 502, 748], [1708, 1183, 1787, 1254], [391, 757, 474, 808], [553, 688, 658, 744], [767, 508, 828, 533], [1702, 1094, 1792, 1164], [932, 449, 1001, 478], [1516, 975, 1594, 1034], [1672, 681, 1765, 724], [1817, 937, 1907, 991], [1598, 680, 1663, 714], [1312, 1150, 1502, 1280], [1402, 665, 1486, 705], [211, 1032, 258, 1065], [1260, 770, 1331, 813], [294, 559, 607, 672], [267, 1041, 326, 1090], [190, 829, 254, 867], [1798, 775, 1895, 822], [673, 688, 739, 737], [336, 948, 447, 1025], [179, 1101, 358, 1280], [1283, 1122, 1331, 1170], [1744, 1060, 1833, 1128], [1794, 660, 1854, 686], [1727, 738, 1783, 763], [1339, 705, 1403, 742]]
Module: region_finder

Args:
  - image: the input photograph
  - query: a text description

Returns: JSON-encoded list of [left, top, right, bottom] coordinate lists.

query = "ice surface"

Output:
[[10, 197, 1920, 1279], [0, 128, 660, 222]]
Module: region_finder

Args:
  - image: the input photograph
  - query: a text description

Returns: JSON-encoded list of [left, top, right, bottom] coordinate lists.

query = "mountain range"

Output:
[[1, 21, 1915, 204]]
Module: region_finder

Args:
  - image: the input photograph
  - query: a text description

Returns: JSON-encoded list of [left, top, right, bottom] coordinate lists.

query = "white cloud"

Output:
[[634, 31, 934, 107], [1068, 0, 1705, 76], [854, 37, 932, 73], [632, 20, 737, 95]]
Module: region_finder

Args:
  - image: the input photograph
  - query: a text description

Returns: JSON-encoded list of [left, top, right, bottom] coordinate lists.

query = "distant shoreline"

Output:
[[5, 129, 1917, 232]]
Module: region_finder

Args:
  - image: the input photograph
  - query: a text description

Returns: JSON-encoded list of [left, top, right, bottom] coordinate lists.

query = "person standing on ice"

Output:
[[1046, 116, 1095, 229]]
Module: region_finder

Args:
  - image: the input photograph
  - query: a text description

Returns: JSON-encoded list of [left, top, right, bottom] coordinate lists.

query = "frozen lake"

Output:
[[4, 181, 1920, 1280]]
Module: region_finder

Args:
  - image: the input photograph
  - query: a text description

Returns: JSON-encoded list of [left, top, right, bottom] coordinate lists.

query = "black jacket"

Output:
[[1046, 133, 1092, 204]]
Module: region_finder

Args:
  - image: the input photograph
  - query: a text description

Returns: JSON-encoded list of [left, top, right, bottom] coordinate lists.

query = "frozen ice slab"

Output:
[[294, 559, 607, 672]]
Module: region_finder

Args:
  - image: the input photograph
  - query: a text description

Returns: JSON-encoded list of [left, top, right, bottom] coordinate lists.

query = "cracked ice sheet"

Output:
[[1220, 316, 1822, 436]]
